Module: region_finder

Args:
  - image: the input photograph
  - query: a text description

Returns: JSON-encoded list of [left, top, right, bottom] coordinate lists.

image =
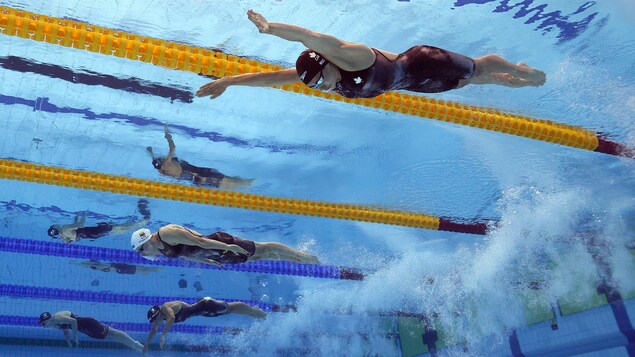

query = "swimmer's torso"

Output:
[[173, 298, 228, 323], [333, 46, 475, 98]]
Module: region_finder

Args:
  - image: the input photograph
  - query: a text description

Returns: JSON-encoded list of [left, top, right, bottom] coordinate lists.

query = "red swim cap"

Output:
[[295, 50, 329, 85]]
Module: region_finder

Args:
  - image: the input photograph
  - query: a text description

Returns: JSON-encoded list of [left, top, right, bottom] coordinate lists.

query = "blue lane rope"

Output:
[[0, 314, 240, 335], [0, 236, 365, 280], [0, 283, 296, 313]]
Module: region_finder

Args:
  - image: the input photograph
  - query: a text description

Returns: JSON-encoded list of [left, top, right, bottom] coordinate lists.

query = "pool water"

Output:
[[0, 0, 634, 356]]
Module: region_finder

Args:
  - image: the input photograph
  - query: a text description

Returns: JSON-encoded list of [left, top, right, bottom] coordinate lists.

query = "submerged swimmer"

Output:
[[142, 297, 265, 355], [130, 224, 319, 267], [47, 199, 151, 244], [196, 10, 546, 100], [38, 311, 143, 352], [148, 124, 253, 189]]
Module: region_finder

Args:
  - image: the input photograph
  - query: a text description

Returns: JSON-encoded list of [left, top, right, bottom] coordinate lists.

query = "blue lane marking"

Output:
[[509, 329, 525, 357], [453, 0, 603, 43], [0, 56, 193, 103], [0, 93, 337, 155]]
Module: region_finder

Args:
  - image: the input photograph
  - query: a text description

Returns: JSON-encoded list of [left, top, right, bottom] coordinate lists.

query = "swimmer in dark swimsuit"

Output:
[[147, 123, 253, 189], [142, 297, 265, 355], [130, 223, 319, 267], [196, 10, 545, 100], [73, 259, 161, 275], [47, 199, 151, 244], [38, 310, 143, 351]]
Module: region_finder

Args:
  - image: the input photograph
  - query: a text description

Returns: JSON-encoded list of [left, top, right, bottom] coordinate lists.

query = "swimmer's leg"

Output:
[[465, 55, 546, 87], [110, 199, 152, 234], [226, 302, 267, 319], [106, 327, 144, 352], [250, 242, 320, 264], [219, 176, 254, 189]]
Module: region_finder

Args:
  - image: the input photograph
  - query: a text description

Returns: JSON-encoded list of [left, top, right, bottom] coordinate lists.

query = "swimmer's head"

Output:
[[131, 228, 152, 251], [38, 312, 52, 325], [296, 50, 329, 86], [47, 225, 61, 238], [147, 305, 161, 323], [152, 158, 163, 169]]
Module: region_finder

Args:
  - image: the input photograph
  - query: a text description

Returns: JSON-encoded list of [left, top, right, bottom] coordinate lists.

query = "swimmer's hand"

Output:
[[227, 244, 250, 256], [195, 78, 230, 100], [247, 10, 270, 34], [200, 258, 225, 269]]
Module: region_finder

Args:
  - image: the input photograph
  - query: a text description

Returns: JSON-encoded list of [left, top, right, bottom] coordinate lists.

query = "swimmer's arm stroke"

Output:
[[159, 305, 176, 349], [182, 255, 225, 268], [54, 315, 79, 347], [142, 317, 162, 356], [163, 123, 176, 163], [62, 329, 72, 347], [248, 9, 374, 71]]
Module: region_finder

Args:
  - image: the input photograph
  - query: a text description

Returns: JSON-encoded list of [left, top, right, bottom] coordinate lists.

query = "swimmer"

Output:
[[142, 297, 266, 355], [47, 199, 151, 244], [73, 259, 161, 275], [130, 224, 319, 267], [196, 10, 546, 100], [38, 311, 143, 352], [147, 124, 253, 189]]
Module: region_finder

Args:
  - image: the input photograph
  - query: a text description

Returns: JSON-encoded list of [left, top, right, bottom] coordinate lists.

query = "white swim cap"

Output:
[[131, 228, 152, 251]]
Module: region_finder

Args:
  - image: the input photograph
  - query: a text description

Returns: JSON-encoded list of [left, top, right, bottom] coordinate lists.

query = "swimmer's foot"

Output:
[[517, 62, 546, 86], [300, 252, 320, 265], [492, 73, 535, 88], [219, 177, 254, 189], [252, 307, 267, 319]]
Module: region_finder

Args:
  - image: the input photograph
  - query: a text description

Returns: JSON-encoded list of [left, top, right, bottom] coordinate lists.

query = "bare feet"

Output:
[[251, 306, 267, 319], [517, 62, 546, 86], [220, 177, 254, 189], [300, 252, 320, 265]]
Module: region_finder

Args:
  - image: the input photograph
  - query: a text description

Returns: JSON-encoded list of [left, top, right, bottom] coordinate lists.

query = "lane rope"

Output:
[[0, 158, 488, 233], [0, 6, 630, 157]]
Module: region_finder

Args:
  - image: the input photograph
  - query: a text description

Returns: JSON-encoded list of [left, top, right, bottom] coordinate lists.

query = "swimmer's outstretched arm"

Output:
[[247, 9, 374, 71], [195, 69, 298, 99]]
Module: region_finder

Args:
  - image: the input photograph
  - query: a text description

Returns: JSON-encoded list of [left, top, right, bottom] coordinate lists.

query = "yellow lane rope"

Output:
[[0, 159, 442, 230], [0, 6, 600, 152]]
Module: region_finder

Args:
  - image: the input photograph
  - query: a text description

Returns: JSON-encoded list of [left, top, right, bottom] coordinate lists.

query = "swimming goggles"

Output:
[[310, 73, 324, 88]]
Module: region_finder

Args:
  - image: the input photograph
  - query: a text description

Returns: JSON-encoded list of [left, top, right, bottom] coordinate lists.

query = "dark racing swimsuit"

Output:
[[75, 223, 113, 239], [156, 228, 255, 264], [174, 298, 229, 323], [334, 46, 476, 98], [58, 313, 109, 339], [173, 158, 226, 187]]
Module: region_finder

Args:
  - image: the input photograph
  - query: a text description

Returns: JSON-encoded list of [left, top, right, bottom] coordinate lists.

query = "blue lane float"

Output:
[[0, 314, 240, 335], [0, 283, 296, 313], [0, 236, 365, 280]]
